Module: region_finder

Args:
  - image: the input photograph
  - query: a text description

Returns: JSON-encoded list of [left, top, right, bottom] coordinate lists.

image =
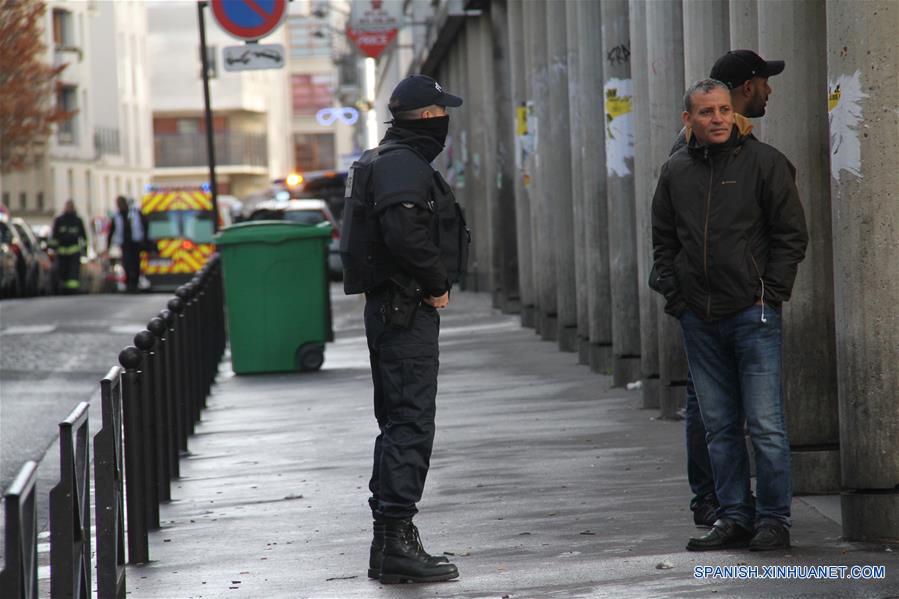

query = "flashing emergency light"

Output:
[[286, 173, 304, 187]]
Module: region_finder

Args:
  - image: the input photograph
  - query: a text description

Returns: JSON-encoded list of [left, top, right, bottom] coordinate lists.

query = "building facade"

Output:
[[0, 0, 154, 246], [146, 1, 292, 199]]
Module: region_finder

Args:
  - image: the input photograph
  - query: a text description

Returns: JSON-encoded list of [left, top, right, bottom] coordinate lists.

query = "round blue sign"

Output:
[[210, 0, 288, 42]]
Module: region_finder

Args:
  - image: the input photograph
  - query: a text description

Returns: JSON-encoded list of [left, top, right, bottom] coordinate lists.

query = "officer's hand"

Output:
[[424, 291, 449, 309]]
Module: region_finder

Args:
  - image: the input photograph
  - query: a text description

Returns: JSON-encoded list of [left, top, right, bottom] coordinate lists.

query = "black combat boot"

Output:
[[379, 520, 459, 584], [368, 520, 449, 579]]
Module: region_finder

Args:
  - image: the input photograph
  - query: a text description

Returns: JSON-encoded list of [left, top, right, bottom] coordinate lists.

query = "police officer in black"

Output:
[[342, 75, 467, 584]]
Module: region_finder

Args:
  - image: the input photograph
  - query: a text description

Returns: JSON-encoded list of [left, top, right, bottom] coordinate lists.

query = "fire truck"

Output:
[[140, 186, 229, 290]]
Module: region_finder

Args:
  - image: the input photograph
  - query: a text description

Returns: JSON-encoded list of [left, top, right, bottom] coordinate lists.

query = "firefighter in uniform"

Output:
[[342, 75, 468, 584], [50, 199, 87, 294]]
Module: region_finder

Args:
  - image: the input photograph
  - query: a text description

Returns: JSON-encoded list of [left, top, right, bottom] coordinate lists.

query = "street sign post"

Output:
[[347, 0, 402, 59], [211, 0, 288, 42], [223, 43, 285, 71]]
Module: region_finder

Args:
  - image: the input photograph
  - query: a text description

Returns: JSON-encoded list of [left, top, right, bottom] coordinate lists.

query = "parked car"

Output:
[[0, 220, 21, 298], [246, 198, 342, 280], [272, 170, 348, 220], [11, 217, 54, 295]]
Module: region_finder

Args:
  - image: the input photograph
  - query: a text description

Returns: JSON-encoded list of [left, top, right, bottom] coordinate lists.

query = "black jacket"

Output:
[[651, 119, 808, 320], [370, 127, 449, 296]]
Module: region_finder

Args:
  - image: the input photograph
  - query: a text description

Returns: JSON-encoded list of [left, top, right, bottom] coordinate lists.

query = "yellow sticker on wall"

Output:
[[605, 89, 632, 120], [828, 85, 841, 112], [516, 105, 528, 136]]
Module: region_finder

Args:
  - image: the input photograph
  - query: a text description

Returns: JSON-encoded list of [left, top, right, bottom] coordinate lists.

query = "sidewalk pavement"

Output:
[[127, 289, 897, 598]]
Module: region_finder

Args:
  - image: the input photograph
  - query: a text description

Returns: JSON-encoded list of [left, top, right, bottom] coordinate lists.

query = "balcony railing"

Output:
[[154, 132, 268, 169], [95, 127, 121, 156]]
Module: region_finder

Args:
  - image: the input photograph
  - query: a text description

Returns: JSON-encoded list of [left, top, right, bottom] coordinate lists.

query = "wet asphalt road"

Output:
[[0, 293, 170, 494]]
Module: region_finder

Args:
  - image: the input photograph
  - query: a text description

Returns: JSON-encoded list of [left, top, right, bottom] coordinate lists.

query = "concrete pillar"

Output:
[[759, 0, 840, 495], [489, 0, 520, 314], [545, 3, 578, 353], [728, 0, 757, 48], [579, 0, 615, 373], [566, 0, 590, 365], [465, 17, 493, 295], [728, 0, 762, 139], [628, 0, 659, 406], [525, 0, 557, 340], [827, 0, 899, 543], [683, 0, 729, 84], [507, 0, 535, 327], [646, 0, 688, 418], [600, 0, 642, 387]]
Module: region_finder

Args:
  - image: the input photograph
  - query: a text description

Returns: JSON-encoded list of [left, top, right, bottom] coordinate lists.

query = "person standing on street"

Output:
[[341, 74, 468, 584], [106, 195, 147, 293], [50, 199, 87, 294], [652, 79, 808, 552], [667, 50, 786, 528]]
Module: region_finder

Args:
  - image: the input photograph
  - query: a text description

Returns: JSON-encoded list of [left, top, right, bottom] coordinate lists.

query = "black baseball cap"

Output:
[[709, 50, 785, 89], [388, 75, 463, 115]]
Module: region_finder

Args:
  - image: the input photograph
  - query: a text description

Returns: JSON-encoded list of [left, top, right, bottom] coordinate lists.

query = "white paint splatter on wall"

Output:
[[828, 70, 868, 180], [604, 77, 634, 177]]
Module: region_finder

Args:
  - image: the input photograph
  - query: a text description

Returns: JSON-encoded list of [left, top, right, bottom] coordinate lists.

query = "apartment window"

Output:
[[57, 86, 78, 144], [288, 16, 331, 58], [19, 192, 27, 211], [37, 192, 44, 212], [52, 8, 74, 48], [176, 118, 200, 134], [2, 192, 9, 208], [294, 133, 335, 171]]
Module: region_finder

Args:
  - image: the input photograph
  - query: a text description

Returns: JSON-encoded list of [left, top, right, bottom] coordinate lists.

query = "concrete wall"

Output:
[[372, 0, 899, 542]]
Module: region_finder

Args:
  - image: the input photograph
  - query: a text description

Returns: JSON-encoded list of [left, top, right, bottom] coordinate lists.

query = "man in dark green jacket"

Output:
[[652, 79, 807, 552], [50, 199, 87, 294]]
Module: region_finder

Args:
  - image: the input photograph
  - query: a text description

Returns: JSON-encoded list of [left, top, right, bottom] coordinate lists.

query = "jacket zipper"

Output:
[[703, 148, 713, 319]]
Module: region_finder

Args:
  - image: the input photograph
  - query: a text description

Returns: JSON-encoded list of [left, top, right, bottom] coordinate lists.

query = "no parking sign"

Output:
[[211, 0, 288, 42]]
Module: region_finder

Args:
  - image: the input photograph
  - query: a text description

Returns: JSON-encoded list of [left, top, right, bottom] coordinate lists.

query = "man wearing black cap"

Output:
[[342, 74, 467, 583], [668, 50, 786, 530], [710, 49, 785, 117]]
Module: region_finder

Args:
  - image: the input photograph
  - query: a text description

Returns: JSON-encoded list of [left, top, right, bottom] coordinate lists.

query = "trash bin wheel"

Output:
[[296, 343, 324, 372]]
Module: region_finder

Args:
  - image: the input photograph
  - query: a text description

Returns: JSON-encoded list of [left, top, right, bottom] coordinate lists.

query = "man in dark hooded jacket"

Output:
[[357, 74, 465, 584], [652, 79, 807, 553]]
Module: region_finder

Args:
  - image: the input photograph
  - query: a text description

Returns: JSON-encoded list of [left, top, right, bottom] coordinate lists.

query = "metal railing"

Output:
[[154, 132, 268, 168], [95, 127, 121, 156], [49, 402, 91, 598], [0, 461, 39, 599], [0, 255, 226, 598]]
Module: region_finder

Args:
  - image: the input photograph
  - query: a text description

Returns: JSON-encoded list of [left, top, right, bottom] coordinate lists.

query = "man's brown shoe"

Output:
[[686, 518, 753, 551]]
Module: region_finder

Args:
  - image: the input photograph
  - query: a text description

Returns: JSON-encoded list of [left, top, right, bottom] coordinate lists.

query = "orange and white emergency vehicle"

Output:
[[140, 186, 229, 290]]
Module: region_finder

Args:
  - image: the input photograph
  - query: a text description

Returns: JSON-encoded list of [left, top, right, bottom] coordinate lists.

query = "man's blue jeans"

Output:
[[679, 303, 792, 530]]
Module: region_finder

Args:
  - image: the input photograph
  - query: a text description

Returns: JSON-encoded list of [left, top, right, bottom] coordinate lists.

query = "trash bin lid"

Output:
[[215, 220, 332, 246]]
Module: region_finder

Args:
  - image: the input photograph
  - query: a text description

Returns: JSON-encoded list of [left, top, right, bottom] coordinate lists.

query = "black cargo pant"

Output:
[[364, 288, 440, 521]]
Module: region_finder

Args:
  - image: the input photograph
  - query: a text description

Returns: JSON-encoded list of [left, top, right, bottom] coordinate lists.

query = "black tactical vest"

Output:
[[340, 143, 469, 295]]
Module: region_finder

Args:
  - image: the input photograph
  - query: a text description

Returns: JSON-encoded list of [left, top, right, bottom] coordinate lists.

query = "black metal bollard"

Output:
[[167, 295, 191, 449], [49, 401, 91, 599], [95, 366, 127, 599], [0, 460, 39, 598], [133, 330, 161, 531], [176, 284, 200, 428], [118, 346, 149, 564], [158, 308, 181, 477], [147, 317, 172, 502]]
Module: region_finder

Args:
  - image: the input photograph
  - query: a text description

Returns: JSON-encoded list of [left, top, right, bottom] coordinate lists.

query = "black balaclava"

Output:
[[383, 115, 449, 163]]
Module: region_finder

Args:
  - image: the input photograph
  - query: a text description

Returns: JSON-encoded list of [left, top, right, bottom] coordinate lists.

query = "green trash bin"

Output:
[[215, 220, 332, 374]]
